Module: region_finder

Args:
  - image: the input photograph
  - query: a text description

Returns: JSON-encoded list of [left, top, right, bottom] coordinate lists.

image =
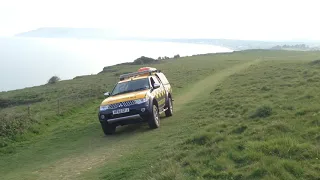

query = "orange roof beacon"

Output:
[[138, 67, 157, 72], [98, 67, 173, 135]]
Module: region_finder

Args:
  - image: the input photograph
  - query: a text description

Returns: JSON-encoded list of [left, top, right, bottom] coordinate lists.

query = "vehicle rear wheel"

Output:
[[148, 105, 160, 129], [100, 122, 116, 135], [165, 97, 173, 117]]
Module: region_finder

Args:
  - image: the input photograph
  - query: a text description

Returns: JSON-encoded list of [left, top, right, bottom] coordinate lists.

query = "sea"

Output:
[[0, 37, 233, 92]]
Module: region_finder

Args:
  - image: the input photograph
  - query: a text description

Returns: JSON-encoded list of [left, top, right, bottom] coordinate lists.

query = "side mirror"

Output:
[[153, 83, 160, 89], [104, 92, 110, 97]]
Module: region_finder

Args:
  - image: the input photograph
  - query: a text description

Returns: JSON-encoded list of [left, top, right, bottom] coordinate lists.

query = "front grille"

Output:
[[122, 100, 136, 107], [108, 100, 136, 109]]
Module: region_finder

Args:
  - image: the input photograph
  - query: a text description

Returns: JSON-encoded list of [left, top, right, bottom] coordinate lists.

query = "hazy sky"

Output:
[[0, 0, 319, 40]]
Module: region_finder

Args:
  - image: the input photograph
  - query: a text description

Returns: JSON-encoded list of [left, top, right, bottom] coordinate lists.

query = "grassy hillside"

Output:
[[0, 52, 245, 148], [0, 50, 320, 180]]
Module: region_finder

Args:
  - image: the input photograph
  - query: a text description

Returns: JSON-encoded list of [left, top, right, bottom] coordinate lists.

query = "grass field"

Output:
[[0, 50, 320, 180]]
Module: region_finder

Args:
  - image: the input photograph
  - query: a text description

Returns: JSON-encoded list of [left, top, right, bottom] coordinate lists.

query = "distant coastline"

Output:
[[16, 27, 320, 51], [0, 37, 232, 92]]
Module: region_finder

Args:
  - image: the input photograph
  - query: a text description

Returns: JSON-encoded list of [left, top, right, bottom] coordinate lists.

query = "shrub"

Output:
[[309, 59, 320, 65], [173, 54, 180, 58], [47, 76, 60, 84], [0, 99, 11, 108], [132, 56, 158, 65], [0, 96, 44, 108], [249, 105, 272, 118]]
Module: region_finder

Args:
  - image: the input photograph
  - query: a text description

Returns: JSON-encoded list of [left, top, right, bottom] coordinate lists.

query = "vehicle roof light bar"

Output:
[[119, 69, 161, 80]]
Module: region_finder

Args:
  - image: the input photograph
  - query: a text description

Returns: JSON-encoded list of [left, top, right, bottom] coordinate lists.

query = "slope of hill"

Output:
[[0, 50, 319, 180], [15, 27, 124, 39]]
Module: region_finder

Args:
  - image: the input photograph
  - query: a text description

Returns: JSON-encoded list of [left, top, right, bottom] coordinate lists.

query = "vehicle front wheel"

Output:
[[100, 122, 116, 135], [148, 105, 160, 129], [165, 97, 173, 117]]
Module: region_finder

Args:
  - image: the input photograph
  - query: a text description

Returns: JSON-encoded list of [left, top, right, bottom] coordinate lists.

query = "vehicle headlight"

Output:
[[134, 98, 149, 104], [100, 105, 110, 111]]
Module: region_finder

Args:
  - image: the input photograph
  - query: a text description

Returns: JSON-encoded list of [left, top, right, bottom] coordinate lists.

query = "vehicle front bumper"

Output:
[[98, 103, 151, 125]]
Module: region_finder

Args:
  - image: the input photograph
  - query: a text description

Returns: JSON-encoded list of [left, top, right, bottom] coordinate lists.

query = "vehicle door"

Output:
[[155, 72, 172, 95], [150, 76, 166, 109]]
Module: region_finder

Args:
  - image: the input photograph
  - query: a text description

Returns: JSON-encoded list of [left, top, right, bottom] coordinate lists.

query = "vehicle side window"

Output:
[[155, 76, 162, 85], [156, 73, 169, 85], [150, 77, 155, 87], [150, 76, 160, 88]]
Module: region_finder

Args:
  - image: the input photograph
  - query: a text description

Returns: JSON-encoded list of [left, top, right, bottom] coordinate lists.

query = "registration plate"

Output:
[[113, 108, 129, 115]]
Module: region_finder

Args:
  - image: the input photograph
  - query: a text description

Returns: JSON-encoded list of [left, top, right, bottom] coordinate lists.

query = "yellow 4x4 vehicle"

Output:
[[98, 67, 173, 135]]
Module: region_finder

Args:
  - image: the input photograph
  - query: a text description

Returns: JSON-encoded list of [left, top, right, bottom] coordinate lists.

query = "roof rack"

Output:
[[120, 70, 161, 81], [119, 68, 161, 81]]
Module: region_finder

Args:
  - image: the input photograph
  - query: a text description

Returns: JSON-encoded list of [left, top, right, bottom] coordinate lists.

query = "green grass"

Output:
[[0, 53, 246, 146], [80, 56, 320, 180], [1, 50, 320, 180]]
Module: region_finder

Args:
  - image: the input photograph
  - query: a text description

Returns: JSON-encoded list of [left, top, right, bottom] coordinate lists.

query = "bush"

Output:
[[309, 59, 320, 65], [132, 56, 158, 65], [250, 105, 272, 118], [173, 54, 180, 58], [0, 97, 43, 108], [47, 76, 60, 84]]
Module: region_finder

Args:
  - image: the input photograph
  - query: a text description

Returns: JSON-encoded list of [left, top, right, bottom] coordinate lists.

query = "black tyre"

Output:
[[100, 122, 116, 135], [165, 97, 173, 117], [148, 105, 160, 129]]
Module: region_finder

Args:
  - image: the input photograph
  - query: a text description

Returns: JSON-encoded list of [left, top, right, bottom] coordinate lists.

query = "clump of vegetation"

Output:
[[0, 93, 44, 108], [0, 99, 12, 108], [158, 56, 170, 60], [232, 125, 247, 134], [252, 138, 317, 160], [271, 44, 310, 50], [185, 132, 212, 145], [101, 56, 162, 72], [249, 168, 268, 179], [260, 86, 270, 91], [295, 110, 307, 116], [101, 54, 181, 73], [266, 122, 291, 133], [47, 76, 60, 84], [309, 59, 320, 65], [249, 105, 272, 118], [100, 66, 119, 73], [132, 56, 159, 65]]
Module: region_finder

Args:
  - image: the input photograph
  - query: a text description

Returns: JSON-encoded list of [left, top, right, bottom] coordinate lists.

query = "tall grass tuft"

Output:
[[249, 105, 272, 119]]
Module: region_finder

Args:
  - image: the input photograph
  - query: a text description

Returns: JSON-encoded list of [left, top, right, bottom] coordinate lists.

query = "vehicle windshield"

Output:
[[111, 78, 150, 96]]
